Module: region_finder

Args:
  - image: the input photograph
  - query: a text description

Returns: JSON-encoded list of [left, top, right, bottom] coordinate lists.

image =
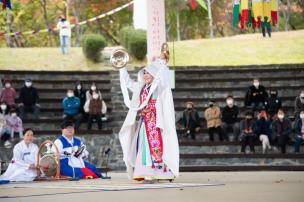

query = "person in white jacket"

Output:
[[0, 128, 38, 182], [57, 15, 71, 54], [119, 61, 179, 182]]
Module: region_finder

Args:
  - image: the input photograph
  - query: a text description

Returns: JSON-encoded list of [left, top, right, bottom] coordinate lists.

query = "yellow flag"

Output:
[[263, 0, 272, 22], [252, 0, 263, 21]]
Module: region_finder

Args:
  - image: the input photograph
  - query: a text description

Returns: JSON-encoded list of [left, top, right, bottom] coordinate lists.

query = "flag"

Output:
[[1, 0, 11, 10], [240, 0, 249, 23], [262, 0, 271, 22], [271, 0, 278, 26], [189, 0, 197, 10], [232, 0, 240, 27], [252, 0, 263, 21], [196, 0, 208, 10]]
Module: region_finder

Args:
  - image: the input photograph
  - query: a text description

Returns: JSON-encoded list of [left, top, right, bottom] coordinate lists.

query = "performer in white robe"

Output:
[[53, 121, 101, 179], [0, 128, 38, 182], [119, 61, 179, 181]]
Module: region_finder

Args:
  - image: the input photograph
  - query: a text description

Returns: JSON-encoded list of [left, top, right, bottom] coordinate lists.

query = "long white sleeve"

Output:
[[12, 144, 30, 169], [119, 67, 136, 92]]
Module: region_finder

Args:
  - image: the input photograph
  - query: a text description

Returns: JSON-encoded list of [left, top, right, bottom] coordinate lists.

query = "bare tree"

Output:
[[206, 0, 214, 38], [5, 8, 12, 47], [39, 0, 53, 46], [280, 0, 292, 31], [71, 0, 81, 46]]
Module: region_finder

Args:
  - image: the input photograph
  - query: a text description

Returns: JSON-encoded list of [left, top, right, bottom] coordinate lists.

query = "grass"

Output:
[[168, 30, 304, 67], [0, 30, 303, 71]]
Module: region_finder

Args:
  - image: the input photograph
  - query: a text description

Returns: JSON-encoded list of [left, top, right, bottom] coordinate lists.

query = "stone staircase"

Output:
[[0, 64, 304, 172]]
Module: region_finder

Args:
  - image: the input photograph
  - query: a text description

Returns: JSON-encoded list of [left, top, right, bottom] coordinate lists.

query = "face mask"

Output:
[[67, 93, 74, 97], [11, 113, 17, 117], [253, 82, 259, 88], [300, 114, 304, 119], [5, 83, 11, 88], [0, 105, 7, 110], [25, 82, 32, 87], [226, 99, 233, 106], [278, 114, 284, 119], [91, 86, 97, 91], [209, 104, 214, 107], [300, 94, 304, 102], [92, 94, 99, 99], [77, 85, 82, 90], [187, 107, 193, 111]]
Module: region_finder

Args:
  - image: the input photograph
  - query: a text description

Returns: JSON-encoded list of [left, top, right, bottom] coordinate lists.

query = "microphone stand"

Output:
[[101, 149, 111, 179]]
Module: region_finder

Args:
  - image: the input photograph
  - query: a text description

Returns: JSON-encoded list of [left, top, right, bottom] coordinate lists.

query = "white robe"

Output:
[[119, 64, 179, 179], [0, 141, 38, 182]]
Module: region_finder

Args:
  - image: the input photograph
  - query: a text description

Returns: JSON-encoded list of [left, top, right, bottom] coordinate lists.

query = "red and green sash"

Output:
[[140, 85, 163, 165]]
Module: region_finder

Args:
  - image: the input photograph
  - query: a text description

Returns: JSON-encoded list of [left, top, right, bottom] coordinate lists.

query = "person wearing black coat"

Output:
[[272, 109, 292, 154], [182, 102, 200, 140], [74, 81, 86, 116], [221, 96, 240, 141], [254, 110, 272, 153], [245, 78, 268, 111], [265, 89, 282, 119], [294, 91, 304, 119], [294, 110, 304, 153], [18, 79, 40, 119], [240, 111, 255, 153]]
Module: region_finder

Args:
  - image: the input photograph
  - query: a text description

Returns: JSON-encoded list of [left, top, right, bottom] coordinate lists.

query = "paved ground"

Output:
[[0, 172, 303, 202]]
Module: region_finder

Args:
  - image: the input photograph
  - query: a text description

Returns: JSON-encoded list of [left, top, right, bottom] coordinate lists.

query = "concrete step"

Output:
[[179, 145, 297, 154], [177, 132, 296, 142], [0, 70, 111, 80], [179, 153, 304, 166], [175, 75, 304, 82], [179, 165, 304, 171], [23, 120, 123, 130], [173, 85, 303, 93], [175, 80, 303, 88]]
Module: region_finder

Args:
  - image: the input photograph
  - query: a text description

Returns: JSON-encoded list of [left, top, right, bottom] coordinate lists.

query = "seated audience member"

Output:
[[294, 110, 304, 153], [295, 91, 304, 119], [19, 78, 40, 119], [265, 89, 282, 119], [272, 109, 292, 154], [221, 95, 240, 141], [0, 128, 38, 182], [240, 111, 255, 153], [53, 121, 102, 179], [0, 77, 3, 94], [182, 101, 200, 140], [254, 110, 272, 153], [0, 104, 11, 148], [84, 91, 103, 130], [0, 79, 17, 108], [6, 109, 23, 139], [86, 82, 102, 101], [244, 78, 268, 111], [74, 81, 86, 117], [204, 100, 226, 141], [62, 89, 82, 130]]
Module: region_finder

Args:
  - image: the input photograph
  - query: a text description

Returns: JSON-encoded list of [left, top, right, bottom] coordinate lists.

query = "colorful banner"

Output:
[[0, 1, 134, 37], [1, 0, 12, 10], [232, 0, 278, 30]]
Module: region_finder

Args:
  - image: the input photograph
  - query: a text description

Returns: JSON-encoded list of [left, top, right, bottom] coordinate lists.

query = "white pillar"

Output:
[[146, 0, 166, 63], [133, 0, 148, 30]]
